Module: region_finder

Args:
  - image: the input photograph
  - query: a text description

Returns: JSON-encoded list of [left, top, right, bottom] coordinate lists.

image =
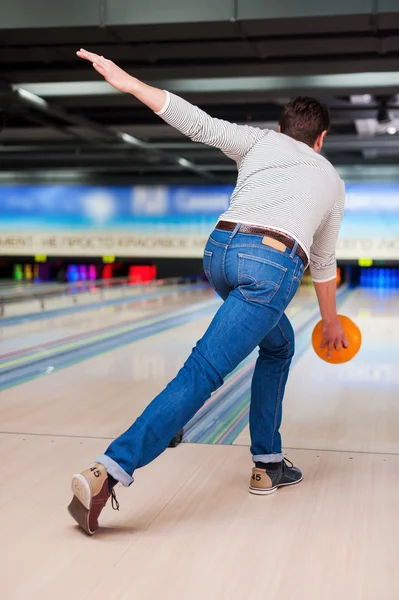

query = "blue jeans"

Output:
[[97, 227, 305, 486]]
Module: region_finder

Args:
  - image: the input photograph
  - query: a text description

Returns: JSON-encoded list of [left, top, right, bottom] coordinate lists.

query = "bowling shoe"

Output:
[[249, 458, 303, 495], [68, 463, 119, 535]]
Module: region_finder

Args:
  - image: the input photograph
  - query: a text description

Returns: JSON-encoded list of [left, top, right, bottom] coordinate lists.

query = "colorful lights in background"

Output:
[[11, 261, 156, 284], [128, 265, 157, 284], [66, 264, 97, 283], [13, 264, 23, 281], [24, 264, 32, 281], [12, 263, 40, 282], [12, 262, 101, 283], [102, 264, 113, 280], [359, 268, 399, 288], [88, 265, 96, 281]]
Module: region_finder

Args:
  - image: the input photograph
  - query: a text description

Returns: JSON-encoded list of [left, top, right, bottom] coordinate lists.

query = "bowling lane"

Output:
[[235, 288, 399, 455], [0, 286, 315, 439], [2, 280, 188, 319], [0, 284, 214, 355], [0, 313, 218, 439], [0, 282, 67, 296]]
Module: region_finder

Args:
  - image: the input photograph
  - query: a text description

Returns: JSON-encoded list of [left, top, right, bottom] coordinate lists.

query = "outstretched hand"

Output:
[[76, 49, 137, 94]]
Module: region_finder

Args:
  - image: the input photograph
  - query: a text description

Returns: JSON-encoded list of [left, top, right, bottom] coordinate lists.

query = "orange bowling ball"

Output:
[[312, 315, 362, 364]]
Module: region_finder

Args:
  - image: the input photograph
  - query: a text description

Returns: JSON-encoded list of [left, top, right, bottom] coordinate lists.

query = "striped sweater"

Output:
[[157, 91, 345, 282]]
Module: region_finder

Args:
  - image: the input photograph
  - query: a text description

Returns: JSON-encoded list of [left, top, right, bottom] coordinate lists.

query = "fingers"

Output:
[[320, 337, 333, 357], [77, 48, 112, 80], [77, 49, 111, 69], [321, 335, 348, 357], [76, 49, 101, 63], [335, 338, 342, 351], [93, 62, 106, 76], [335, 334, 350, 351]]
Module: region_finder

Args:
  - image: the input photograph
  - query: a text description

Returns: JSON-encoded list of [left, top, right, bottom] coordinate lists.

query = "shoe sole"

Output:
[[249, 475, 303, 496], [68, 474, 94, 535], [68, 495, 94, 535], [71, 474, 92, 510]]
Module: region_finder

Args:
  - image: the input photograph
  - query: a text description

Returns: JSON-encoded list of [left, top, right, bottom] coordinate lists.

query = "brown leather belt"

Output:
[[216, 220, 308, 267]]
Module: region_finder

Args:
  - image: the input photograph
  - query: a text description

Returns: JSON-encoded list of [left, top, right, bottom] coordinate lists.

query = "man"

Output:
[[68, 49, 347, 535]]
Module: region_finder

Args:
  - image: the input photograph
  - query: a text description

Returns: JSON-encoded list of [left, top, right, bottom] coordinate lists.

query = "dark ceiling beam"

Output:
[[3, 35, 399, 65], [66, 105, 399, 125], [7, 56, 399, 85], [1, 156, 399, 178], [50, 91, 396, 109], [7, 85, 218, 182], [0, 172, 236, 186], [1, 136, 399, 165], [155, 136, 399, 152], [0, 163, 235, 174], [0, 165, 395, 185], [18, 112, 81, 140], [326, 136, 399, 151], [333, 155, 399, 165]]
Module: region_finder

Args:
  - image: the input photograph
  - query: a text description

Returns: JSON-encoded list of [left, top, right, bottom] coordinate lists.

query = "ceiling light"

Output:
[[387, 126, 397, 135], [177, 158, 192, 168], [351, 94, 373, 104], [16, 72, 399, 97], [12, 86, 48, 108], [118, 132, 142, 146]]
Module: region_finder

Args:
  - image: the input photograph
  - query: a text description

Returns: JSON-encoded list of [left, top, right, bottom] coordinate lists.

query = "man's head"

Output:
[[279, 96, 330, 152]]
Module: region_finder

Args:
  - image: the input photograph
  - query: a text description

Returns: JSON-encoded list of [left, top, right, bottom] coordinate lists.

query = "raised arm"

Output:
[[156, 91, 265, 162], [77, 49, 265, 162]]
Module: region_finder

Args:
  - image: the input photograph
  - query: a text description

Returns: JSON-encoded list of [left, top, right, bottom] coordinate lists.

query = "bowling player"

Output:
[[68, 49, 348, 534]]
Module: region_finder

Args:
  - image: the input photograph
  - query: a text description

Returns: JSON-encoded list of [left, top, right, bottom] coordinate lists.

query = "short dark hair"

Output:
[[279, 96, 330, 147]]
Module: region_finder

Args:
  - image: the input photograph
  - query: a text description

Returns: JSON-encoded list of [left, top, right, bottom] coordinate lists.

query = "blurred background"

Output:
[[0, 0, 398, 290]]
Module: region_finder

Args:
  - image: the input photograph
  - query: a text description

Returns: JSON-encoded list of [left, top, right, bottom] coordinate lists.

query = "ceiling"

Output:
[[1, 1, 399, 185]]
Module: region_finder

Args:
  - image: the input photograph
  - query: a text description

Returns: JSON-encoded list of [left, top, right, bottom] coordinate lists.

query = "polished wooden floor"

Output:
[[1, 286, 398, 600]]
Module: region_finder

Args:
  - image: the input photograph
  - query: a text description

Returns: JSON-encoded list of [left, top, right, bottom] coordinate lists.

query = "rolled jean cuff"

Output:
[[252, 453, 283, 463], [95, 454, 134, 487]]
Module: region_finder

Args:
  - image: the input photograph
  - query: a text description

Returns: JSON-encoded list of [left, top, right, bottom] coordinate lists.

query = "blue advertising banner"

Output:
[[0, 183, 398, 258], [0, 185, 230, 229]]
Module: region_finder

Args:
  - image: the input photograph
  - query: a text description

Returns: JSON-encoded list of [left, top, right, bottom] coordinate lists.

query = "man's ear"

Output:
[[314, 130, 327, 153]]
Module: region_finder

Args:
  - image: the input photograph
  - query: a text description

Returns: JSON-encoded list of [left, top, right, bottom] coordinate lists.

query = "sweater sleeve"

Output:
[[310, 181, 345, 282], [156, 91, 266, 163]]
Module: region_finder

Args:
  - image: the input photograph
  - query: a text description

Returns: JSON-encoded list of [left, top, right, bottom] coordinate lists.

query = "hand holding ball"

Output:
[[312, 315, 362, 364]]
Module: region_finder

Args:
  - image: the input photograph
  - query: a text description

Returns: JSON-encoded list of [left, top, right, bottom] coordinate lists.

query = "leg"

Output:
[[248, 314, 303, 495], [250, 313, 295, 462], [99, 289, 282, 485], [167, 246, 232, 450]]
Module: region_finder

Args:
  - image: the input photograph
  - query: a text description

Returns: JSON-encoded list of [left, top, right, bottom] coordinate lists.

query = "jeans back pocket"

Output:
[[238, 253, 287, 304]]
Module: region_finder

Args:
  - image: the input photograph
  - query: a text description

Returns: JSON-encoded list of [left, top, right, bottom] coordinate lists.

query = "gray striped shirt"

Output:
[[157, 91, 345, 282]]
